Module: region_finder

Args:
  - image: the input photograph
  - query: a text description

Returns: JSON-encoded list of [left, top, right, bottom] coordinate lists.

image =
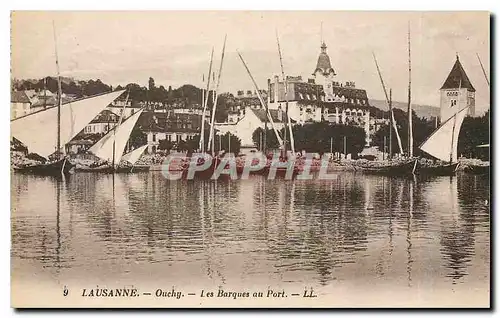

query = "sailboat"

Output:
[[360, 50, 417, 176], [12, 91, 126, 175], [417, 106, 469, 175], [11, 22, 126, 176], [118, 144, 150, 172], [77, 108, 145, 173]]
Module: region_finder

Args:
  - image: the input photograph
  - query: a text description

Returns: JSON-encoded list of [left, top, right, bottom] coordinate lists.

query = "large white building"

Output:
[[215, 107, 292, 148], [83, 110, 120, 134], [439, 55, 476, 122], [139, 111, 202, 153], [264, 40, 377, 146]]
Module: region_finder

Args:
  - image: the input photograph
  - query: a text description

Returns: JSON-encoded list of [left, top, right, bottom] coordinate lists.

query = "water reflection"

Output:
[[11, 172, 489, 290]]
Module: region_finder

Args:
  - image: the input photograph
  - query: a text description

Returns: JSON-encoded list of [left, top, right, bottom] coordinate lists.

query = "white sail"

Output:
[[11, 90, 125, 158], [121, 144, 148, 165], [419, 106, 469, 163], [89, 108, 144, 166]]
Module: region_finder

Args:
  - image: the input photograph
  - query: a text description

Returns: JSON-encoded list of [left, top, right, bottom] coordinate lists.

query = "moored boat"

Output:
[[76, 109, 145, 173], [360, 158, 417, 176], [415, 162, 459, 176], [417, 106, 469, 176], [14, 157, 75, 175], [10, 24, 126, 177]]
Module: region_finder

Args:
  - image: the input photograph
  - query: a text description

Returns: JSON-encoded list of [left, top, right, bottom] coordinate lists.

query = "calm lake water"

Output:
[[11, 171, 490, 307]]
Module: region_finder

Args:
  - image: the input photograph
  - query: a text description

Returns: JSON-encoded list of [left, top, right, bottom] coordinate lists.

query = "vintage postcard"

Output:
[[10, 11, 490, 308]]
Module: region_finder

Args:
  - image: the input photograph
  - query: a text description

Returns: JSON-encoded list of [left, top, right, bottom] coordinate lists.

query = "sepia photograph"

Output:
[[9, 10, 490, 308]]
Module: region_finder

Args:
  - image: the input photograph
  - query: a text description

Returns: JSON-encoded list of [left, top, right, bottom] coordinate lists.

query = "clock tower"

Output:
[[439, 55, 476, 123]]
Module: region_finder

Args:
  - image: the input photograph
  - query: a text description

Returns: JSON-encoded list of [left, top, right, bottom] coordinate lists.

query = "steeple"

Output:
[[439, 54, 476, 122], [440, 54, 475, 92], [313, 41, 335, 77]]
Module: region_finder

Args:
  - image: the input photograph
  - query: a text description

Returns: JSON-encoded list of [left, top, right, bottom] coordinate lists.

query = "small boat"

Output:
[[78, 108, 145, 173], [117, 145, 150, 172], [417, 106, 469, 176], [360, 158, 417, 176], [180, 155, 224, 179], [74, 162, 115, 173], [10, 23, 125, 177], [14, 157, 75, 175], [416, 162, 459, 176]]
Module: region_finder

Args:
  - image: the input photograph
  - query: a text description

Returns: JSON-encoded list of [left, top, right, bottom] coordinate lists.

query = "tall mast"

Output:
[[112, 90, 129, 168], [209, 35, 227, 154], [276, 30, 295, 156], [201, 73, 205, 151], [407, 22, 414, 158], [237, 50, 283, 148], [389, 88, 393, 159], [199, 48, 214, 153], [52, 20, 62, 160], [372, 52, 404, 155], [476, 53, 490, 87], [43, 78, 47, 109]]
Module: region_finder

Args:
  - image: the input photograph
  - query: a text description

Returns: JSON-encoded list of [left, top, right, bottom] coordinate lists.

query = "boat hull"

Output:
[[75, 165, 150, 173], [360, 159, 417, 176], [180, 158, 231, 180], [13, 158, 75, 176], [415, 162, 459, 176]]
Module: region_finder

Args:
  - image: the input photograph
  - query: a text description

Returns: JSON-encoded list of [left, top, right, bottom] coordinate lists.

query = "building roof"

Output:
[[89, 109, 120, 123], [67, 139, 94, 145], [440, 55, 476, 92], [250, 108, 295, 124], [313, 42, 335, 76], [11, 91, 31, 103], [31, 95, 73, 107], [331, 86, 369, 101]]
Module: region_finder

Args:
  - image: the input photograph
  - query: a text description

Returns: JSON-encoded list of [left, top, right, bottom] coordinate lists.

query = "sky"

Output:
[[11, 11, 490, 113]]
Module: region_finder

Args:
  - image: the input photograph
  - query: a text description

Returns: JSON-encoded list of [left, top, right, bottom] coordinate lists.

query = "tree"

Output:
[[372, 109, 435, 157], [458, 110, 490, 160], [216, 132, 241, 155], [252, 127, 281, 150], [148, 77, 155, 91], [214, 92, 235, 122], [158, 139, 174, 153], [177, 140, 188, 152], [292, 122, 366, 156]]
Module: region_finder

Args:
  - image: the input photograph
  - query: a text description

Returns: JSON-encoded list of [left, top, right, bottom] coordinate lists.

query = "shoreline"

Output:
[[11, 150, 489, 173]]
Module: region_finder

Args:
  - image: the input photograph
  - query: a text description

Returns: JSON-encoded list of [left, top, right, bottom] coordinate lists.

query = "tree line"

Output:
[[252, 122, 367, 157], [13, 76, 234, 123]]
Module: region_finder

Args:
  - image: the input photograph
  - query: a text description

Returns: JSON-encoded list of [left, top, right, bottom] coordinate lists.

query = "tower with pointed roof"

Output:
[[439, 55, 475, 122], [313, 41, 336, 102]]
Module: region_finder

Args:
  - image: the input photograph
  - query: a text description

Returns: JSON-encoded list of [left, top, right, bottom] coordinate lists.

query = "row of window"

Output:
[[84, 124, 112, 133], [152, 134, 195, 142]]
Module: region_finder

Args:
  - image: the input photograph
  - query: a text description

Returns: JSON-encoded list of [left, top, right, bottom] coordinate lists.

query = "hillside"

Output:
[[369, 99, 440, 119]]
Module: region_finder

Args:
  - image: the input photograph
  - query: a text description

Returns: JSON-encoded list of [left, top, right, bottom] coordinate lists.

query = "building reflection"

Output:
[[10, 171, 490, 288], [422, 176, 478, 284]]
